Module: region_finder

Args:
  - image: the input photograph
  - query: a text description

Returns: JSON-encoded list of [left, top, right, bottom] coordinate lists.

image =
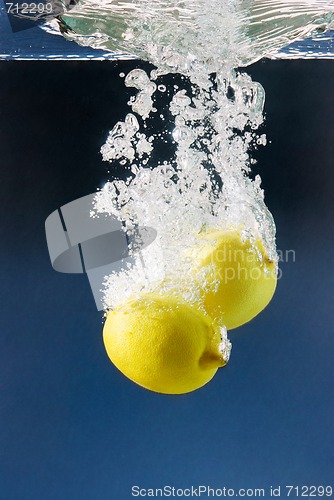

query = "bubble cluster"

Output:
[[60, 1, 334, 72], [94, 64, 277, 311], [61, 0, 334, 313]]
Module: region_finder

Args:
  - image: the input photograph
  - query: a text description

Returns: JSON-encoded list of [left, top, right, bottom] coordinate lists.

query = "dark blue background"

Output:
[[0, 57, 333, 499]]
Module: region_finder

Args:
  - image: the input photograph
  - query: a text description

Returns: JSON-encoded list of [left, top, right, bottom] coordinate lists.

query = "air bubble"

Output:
[[92, 2, 280, 313]]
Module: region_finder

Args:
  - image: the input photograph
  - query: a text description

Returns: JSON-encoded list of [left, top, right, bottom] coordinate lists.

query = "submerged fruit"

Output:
[[191, 229, 277, 330], [103, 293, 230, 394]]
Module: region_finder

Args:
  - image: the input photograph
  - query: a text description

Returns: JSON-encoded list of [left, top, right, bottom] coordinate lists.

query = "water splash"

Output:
[[58, 0, 334, 69], [93, 64, 276, 312], [68, 1, 333, 313]]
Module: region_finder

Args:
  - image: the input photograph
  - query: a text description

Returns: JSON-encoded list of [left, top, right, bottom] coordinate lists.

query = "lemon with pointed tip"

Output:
[[191, 229, 277, 330], [103, 293, 229, 394]]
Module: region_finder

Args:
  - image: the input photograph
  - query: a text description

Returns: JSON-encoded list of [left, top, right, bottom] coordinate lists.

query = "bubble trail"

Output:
[[93, 73, 276, 311], [61, 0, 332, 313]]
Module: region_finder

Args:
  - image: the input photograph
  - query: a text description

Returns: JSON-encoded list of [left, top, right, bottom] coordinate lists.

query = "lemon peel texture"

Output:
[[103, 293, 231, 394], [191, 229, 277, 329]]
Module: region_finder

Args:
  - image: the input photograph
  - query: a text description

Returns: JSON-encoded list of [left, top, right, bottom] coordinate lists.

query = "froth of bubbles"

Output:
[[219, 326, 232, 364], [125, 69, 157, 119], [93, 61, 278, 316], [72, 2, 288, 330], [59, 1, 334, 74]]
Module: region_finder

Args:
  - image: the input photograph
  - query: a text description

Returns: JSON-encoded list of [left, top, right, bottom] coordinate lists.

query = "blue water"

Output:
[[0, 3, 121, 60], [1, 1, 334, 60], [0, 4, 333, 498]]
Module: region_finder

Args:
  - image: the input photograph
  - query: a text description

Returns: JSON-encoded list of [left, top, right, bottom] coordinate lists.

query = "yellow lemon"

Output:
[[103, 293, 230, 394], [191, 229, 277, 330]]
